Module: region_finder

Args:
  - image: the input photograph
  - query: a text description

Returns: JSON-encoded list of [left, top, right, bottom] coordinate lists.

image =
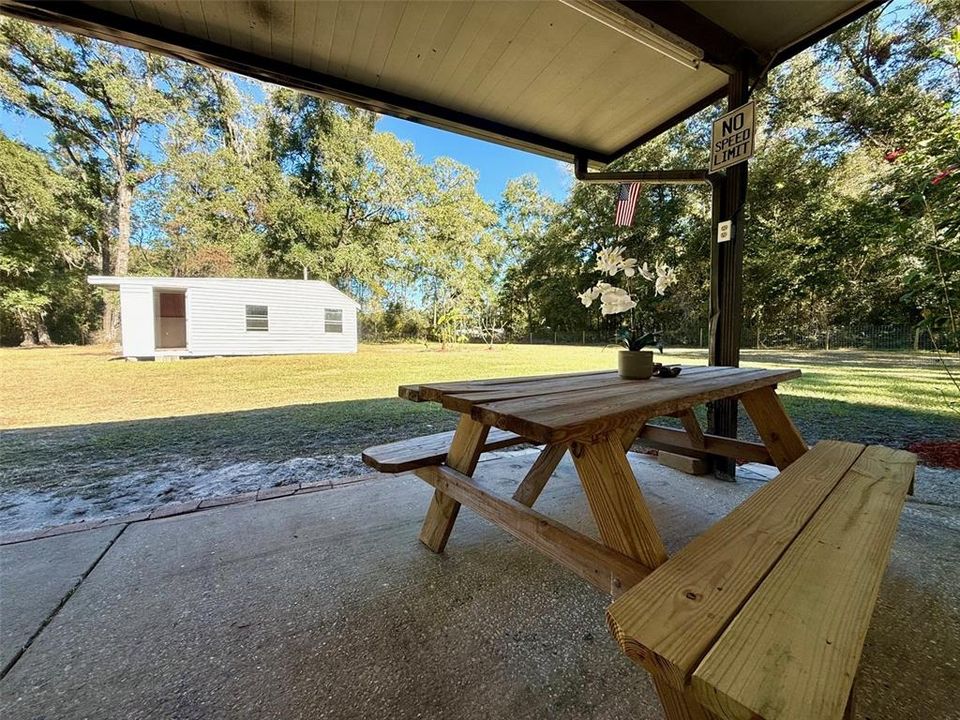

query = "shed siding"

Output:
[[119, 285, 154, 357], [91, 277, 358, 357], [186, 281, 357, 355]]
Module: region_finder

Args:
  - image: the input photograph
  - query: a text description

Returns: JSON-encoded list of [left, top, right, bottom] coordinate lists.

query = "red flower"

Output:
[[884, 147, 906, 162]]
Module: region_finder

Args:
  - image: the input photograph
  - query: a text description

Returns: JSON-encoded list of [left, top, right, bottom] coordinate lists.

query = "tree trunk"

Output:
[[15, 310, 37, 347], [36, 317, 52, 345], [91, 191, 114, 342], [115, 178, 133, 277], [96, 175, 133, 343]]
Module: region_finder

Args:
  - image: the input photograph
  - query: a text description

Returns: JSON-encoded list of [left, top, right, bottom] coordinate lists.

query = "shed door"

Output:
[[156, 291, 187, 349]]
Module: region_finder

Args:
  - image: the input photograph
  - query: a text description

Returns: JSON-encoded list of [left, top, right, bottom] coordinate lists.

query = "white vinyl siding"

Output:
[[324, 308, 343, 333]]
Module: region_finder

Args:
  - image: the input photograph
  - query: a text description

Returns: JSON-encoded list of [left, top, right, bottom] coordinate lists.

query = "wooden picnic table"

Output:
[[397, 365, 806, 577], [373, 365, 914, 720]]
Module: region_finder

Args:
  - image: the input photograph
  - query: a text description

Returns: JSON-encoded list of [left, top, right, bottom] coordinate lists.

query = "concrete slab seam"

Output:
[[0, 522, 129, 681]]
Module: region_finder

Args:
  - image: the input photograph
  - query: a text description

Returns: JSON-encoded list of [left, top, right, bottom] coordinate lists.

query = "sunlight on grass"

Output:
[[0, 343, 956, 429]]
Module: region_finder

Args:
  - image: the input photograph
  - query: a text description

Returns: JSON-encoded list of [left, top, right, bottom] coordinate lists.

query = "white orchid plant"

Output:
[[578, 245, 678, 351]]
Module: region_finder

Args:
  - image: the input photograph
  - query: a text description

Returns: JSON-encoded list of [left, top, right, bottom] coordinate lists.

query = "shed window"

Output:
[[325, 308, 343, 333], [246, 305, 268, 331]]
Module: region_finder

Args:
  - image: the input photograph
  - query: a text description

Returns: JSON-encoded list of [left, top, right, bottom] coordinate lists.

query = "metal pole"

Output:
[[707, 67, 750, 481]]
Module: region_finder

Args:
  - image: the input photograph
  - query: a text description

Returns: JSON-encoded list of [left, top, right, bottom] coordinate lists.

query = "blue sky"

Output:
[[1, 98, 573, 205], [378, 116, 572, 202]]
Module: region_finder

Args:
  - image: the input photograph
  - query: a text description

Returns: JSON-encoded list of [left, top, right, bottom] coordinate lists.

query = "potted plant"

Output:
[[578, 246, 677, 380], [614, 328, 659, 379]]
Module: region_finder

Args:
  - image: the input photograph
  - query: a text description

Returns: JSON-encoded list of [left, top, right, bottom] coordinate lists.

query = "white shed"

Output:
[[88, 276, 359, 358]]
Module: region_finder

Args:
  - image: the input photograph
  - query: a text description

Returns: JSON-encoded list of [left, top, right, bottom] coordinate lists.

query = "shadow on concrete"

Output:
[[0, 454, 956, 720]]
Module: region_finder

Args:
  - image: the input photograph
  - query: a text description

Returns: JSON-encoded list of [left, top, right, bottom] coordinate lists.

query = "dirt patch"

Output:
[[0, 453, 369, 533]]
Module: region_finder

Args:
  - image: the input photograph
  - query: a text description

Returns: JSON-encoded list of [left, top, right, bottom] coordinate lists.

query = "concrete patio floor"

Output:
[[1, 450, 957, 720]]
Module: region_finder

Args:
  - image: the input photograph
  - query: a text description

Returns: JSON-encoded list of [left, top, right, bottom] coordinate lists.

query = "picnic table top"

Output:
[[400, 365, 801, 445]]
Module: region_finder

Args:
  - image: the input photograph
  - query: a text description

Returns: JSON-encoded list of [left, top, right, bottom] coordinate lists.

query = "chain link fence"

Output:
[[502, 325, 950, 351], [362, 323, 953, 352]]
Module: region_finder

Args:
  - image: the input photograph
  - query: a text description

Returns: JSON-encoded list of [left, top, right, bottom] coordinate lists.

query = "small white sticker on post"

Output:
[[718, 220, 733, 243]]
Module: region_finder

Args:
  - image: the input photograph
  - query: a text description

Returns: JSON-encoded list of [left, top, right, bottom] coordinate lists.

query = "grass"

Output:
[[0, 342, 956, 530], [1, 343, 956, 430]]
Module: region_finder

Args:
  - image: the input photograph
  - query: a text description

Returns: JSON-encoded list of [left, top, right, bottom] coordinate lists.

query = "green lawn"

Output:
[[0, 343, 956, 531], [1, 343, 956, 431]]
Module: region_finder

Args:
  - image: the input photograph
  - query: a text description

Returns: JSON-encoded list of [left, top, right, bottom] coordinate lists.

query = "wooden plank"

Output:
[[475, 368, 801, 444], [415, 369, 614, 404], [658, 451, 709, 475], [362, 428, 528, 473], [398, 384, 422, 402], [606, 441, 866, 692], [512, 443, 568, 507], [441, 372, 631, 413], [638, 425, 773, 465], [418, 416, 489, 553], [571, 434, 669, 569], [654, 676, 723, 720], [691, 446, 915, 720], [414, 464, 651, 595], [740, 386, 808, 470], [679, 410, 706, 449], [441, 366, 718, 414], [466, 368, 735, 423]]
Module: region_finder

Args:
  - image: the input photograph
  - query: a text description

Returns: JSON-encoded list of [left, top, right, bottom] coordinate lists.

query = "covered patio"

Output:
[[0, 0, 888, 478], [1, 2, 955, 719], [2, 450, 956, 720]]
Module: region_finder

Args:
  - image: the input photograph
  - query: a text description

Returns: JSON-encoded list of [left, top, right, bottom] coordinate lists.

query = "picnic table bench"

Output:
[[362, 366, 916, 720]]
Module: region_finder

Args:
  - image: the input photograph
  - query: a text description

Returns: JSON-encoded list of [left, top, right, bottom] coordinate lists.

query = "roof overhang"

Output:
[[1, 1, 881, 165]]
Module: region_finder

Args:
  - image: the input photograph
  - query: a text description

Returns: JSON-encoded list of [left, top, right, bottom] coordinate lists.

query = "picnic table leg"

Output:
[[574, 434, 719, 720], [512, 442, 568, 507], [418, 415, 490, 553], [678, 410, 706, 449], [620, 419, 648, 451], [739, 386, 808, 470], [571, 433, 668, 571]]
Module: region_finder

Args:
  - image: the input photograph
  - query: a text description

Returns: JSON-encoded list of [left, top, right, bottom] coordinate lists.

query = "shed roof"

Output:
[[3, 1, 879, 165], [87, 275, 361, 308]]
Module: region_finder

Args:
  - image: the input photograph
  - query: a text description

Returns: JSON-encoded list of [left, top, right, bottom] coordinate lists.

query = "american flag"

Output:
[[614, 182, 641, 226]]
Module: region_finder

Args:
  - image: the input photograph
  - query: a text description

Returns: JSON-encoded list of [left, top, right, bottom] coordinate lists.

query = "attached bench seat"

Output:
[[362, 428, 529, 473], [607, 440, 916, 720]]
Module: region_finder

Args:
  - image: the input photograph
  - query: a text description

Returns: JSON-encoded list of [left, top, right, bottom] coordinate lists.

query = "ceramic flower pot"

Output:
[[618, 350, 654, 380]]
